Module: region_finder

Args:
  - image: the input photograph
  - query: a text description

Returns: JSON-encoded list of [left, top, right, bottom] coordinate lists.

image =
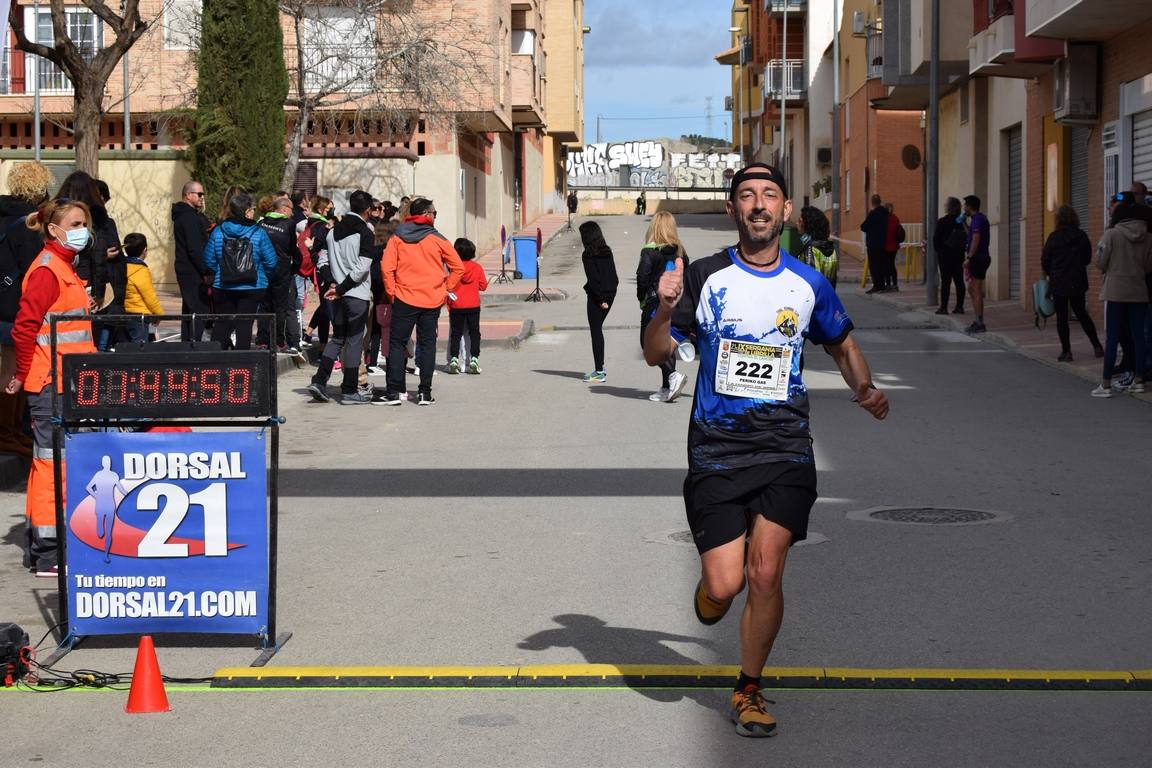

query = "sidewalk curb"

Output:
[[859, 289, 1151, 402]]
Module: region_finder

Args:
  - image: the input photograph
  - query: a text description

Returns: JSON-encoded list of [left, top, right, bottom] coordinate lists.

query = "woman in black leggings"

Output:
[[579, 221, 618, 382], [1041, 204, 1102, 362]]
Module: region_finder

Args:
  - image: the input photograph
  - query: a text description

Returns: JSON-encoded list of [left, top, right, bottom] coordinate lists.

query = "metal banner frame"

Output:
[[42, 313, 290, 667]]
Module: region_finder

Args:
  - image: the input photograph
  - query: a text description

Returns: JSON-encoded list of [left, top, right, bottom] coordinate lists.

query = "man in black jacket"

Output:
[[860, 194, 889, 293], [172, 180, 212, 341], [256, 194, 301, 353]]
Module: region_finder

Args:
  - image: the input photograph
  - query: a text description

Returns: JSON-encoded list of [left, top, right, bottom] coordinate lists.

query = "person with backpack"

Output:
[[0, 161, 52, 457], [1041, 205, 1102, 363], [202, 191, 278, 350], [637, 211, 688, 401], [797, 206, 838, 289]]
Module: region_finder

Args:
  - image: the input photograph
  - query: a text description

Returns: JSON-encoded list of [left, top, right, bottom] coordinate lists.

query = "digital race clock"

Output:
[[62, 351, 273, 419]]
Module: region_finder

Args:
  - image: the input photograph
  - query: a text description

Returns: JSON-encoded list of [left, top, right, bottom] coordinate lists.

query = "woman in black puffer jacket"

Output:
[[579, 221, 618, 382], [636, 211, 689, 402], [1041, 204, 1102, 362]]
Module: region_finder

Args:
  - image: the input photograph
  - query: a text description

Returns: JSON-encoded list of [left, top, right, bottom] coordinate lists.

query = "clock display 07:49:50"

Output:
[[73, 366, 255, 406]]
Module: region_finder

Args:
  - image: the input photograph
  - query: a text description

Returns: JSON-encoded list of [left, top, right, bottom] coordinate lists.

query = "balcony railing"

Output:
[[866, 30, 883, 80], [766, 0, 806, 12], [765, 59, 805, 100]]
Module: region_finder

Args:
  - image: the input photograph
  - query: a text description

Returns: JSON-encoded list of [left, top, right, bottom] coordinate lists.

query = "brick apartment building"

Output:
[[0, 0, 586, 290]]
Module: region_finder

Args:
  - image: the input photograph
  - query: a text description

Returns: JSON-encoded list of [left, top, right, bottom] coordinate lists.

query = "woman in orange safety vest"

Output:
[[5, 199, 96, 577]]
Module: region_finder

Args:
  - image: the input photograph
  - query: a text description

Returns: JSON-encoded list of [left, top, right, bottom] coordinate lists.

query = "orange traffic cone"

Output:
[[125, 635, 170, 714]]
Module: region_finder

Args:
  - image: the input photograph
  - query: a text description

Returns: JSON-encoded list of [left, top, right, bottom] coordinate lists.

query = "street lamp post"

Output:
[[780, 0, 788, 177]]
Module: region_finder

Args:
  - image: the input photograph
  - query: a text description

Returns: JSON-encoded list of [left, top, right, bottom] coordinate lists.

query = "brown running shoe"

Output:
[[730, 684, 777, 737], [693, 579, 733, 625]]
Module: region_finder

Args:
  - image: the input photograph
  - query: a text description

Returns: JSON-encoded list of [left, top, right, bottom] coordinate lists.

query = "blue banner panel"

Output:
[[64, 431, 268, 636]]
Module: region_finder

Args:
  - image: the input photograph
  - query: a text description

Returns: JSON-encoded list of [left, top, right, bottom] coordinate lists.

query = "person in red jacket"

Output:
[[447, 238, 488, 374]]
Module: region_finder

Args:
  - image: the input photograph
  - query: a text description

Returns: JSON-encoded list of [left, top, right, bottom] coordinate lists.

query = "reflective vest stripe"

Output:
[[48, 308, 88, 319], [36, 329, 94, 346], [33, 445, 63, 461], [32, 525, 56, 537]]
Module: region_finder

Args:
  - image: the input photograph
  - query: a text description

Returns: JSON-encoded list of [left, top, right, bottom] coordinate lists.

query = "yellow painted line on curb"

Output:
[[210, 665, 1151, 691]]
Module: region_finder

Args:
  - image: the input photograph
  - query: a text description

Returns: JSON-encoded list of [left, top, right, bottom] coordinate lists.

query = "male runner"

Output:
[[87, 455, 126, 564], [644, 162, 889, 737]]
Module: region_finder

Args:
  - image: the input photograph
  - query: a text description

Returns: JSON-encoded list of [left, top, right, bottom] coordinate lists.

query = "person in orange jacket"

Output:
[[379, 197, 464, 405], [6, 199, 97, 577]]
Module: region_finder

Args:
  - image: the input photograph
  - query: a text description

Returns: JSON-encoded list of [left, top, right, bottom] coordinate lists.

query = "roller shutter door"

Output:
[[1069, 126, 1089, 218], [1007, 126, 1022, 300], [1133, 109, 1152, 195]]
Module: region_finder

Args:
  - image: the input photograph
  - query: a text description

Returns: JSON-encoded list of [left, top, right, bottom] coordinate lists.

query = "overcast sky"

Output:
[[581, 1, 733, 145]]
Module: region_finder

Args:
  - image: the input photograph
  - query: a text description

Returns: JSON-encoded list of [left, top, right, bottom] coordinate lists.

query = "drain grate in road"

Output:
[[847, 506, 1010, 526]]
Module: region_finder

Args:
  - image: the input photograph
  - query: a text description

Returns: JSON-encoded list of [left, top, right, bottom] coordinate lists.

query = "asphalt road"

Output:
[[2, 214, 1150, 767]]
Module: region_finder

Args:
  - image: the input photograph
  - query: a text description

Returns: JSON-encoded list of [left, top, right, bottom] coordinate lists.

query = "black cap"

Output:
[[729, 162, 789, 200]]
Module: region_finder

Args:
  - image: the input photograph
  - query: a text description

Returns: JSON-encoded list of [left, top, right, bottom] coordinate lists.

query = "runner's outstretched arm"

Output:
[[825, 335, 889, 420]]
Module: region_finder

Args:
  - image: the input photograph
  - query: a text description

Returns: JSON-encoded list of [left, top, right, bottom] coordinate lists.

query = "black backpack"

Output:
[[219, 235, 256, 286]]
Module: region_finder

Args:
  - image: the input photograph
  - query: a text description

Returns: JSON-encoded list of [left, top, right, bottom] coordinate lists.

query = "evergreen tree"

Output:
[[192, 0, 288, 215]]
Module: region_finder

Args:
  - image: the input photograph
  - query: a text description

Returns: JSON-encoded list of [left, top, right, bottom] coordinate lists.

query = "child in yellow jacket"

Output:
[[123, 233, 163, 343]]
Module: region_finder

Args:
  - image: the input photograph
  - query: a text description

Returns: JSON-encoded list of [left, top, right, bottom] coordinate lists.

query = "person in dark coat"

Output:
[[56, 172, 122, 348], [579, 220, 618, 382], [172, 180, 212, 341], [933, 197, 967, 314], [860, 194, 889, 293], [1041, 204, 1103, 362]]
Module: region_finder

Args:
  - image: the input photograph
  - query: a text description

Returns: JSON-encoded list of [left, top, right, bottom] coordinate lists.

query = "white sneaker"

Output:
[[667, 371, 688, 402], [649, 388, 670, 402], [1090, 385, 1112, 398]]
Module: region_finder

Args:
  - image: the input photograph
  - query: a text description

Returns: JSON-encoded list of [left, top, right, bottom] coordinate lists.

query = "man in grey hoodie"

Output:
[[308, 190, 377, 404]]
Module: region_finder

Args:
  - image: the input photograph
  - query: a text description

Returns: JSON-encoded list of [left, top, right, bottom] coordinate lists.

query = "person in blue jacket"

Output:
[[202, 191, 278, 350]]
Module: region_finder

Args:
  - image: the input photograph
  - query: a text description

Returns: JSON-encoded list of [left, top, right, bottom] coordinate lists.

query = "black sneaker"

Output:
[[417, 392, 436, 406], [376, 393, 404, 406], [965, 321, 987, 333], [307, 383, 331, 403], [934, 307, 948, 315]]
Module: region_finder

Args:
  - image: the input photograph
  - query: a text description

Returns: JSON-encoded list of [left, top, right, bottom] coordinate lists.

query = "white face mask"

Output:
[[53, 224, 90, 252]]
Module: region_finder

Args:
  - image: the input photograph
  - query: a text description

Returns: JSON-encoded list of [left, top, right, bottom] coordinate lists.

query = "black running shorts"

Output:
[[683, 461, 818, 554], [968, 253, 991, 281]]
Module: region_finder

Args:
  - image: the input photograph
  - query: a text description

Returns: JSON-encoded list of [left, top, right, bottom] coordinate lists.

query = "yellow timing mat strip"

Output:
[[211, 665, 1152, 691]]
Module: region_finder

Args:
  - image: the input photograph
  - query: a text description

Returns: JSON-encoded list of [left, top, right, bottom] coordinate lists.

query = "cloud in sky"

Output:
[[582, 1, 733, 143]]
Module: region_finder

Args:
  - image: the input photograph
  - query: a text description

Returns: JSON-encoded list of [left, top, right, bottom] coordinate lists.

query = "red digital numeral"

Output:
[[138, 370, 160, 404], [200, 369, 222, 404], [108, 370, 128, 404], [76, 370, 98, 406], [165, 369, 189, 404], [226, 368, 250, 404]]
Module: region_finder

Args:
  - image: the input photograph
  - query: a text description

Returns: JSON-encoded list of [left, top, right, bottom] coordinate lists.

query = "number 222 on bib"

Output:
[[715, 339, 792, 401]]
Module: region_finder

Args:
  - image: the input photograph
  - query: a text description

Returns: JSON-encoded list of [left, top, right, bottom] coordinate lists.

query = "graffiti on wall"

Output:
[[567, 140, 742, 188]]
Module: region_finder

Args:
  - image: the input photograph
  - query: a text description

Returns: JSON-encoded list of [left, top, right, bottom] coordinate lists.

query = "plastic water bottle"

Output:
[[677, 340, 695, 362]]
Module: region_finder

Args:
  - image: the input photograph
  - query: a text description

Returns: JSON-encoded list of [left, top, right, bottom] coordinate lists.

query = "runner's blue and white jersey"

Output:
[[671, 247, 853, 472]]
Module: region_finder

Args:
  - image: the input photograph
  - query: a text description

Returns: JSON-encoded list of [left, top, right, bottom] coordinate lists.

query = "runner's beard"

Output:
[[737, 213, 784, 245]]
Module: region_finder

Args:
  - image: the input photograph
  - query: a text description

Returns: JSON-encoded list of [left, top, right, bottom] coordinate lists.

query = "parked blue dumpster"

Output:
[[513, 235, 538, 279]]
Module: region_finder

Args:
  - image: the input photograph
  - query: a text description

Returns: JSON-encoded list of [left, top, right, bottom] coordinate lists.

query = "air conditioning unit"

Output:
[[852, 11, 866, 36], [816, 146, 832, 165], [1053, 43, 1099, 125]]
